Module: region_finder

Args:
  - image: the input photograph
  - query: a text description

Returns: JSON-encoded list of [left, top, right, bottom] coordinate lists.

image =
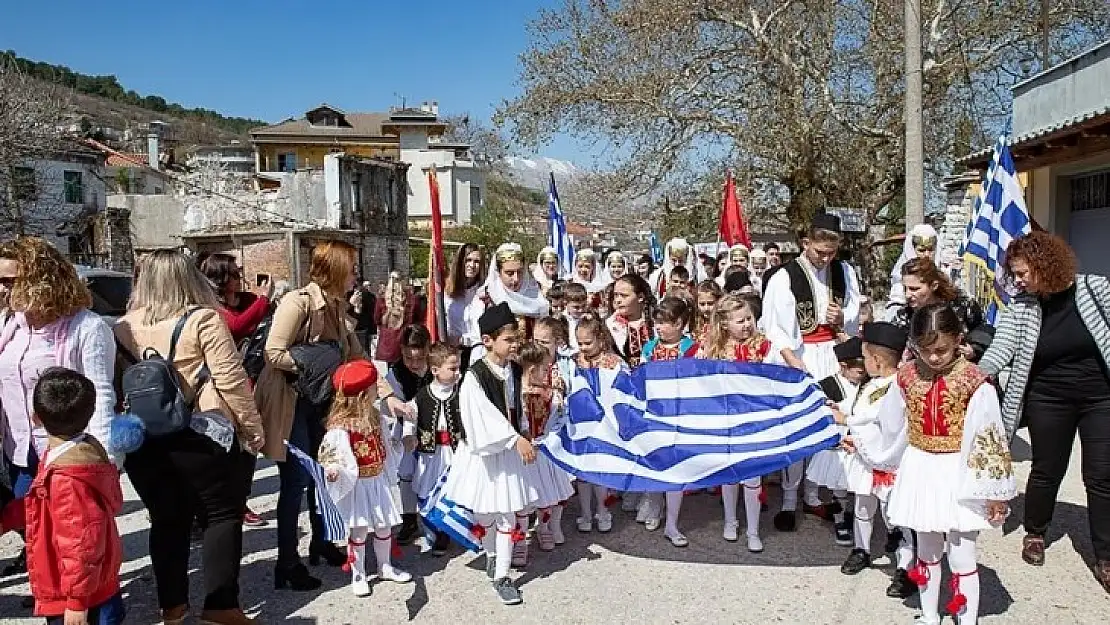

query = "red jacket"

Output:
[[220, 292, 270, 343], [25, 438, 123, 616]]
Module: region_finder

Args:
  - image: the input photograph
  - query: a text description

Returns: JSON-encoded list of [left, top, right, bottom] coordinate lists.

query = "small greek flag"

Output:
[[960, 135, 1032, 324], [548, 173, 575, 277], [649, 231, 664, 265], [286, 442, 347, 542], [540, 359, 839, 492], [419, 470, 483, 553]]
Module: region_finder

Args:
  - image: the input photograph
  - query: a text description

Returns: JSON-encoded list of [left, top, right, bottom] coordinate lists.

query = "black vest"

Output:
[[468, 358, 524, 433], [413, 385, 464, 451], [782, 259, 847, 334]]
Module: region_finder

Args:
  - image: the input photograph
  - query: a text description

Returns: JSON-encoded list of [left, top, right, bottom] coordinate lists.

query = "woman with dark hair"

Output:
[[445, 244, 485, 344], [383, 324, 433, 544], [634, 254, 654, 279], [890, 257, 992, 361], [606, 274, 656, 367], [197, 253, 273, 343], [978, 231, 1110, 592]]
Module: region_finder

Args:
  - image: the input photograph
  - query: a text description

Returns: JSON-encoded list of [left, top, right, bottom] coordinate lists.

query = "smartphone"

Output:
[[256, 273, 270, 286]]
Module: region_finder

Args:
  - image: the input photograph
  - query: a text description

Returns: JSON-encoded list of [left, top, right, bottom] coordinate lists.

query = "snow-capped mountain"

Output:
[[502, 156, 587, 190]]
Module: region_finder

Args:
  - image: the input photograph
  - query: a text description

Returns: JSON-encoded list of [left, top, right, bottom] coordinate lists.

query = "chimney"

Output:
[[147, 133, 160, 170], [430, 101, 439, 117], [420, 101, 430, 113]]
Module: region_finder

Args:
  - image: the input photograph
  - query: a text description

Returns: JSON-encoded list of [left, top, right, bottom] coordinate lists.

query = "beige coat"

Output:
[[114, 307, 264, 447], [254, 282, 394, 461]]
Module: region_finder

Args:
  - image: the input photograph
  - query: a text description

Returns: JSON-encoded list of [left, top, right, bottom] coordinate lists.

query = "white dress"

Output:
[[407, 382, 457, 501], [440, 361, 541, 515], [805, 373, 860, 491], [319, 418, 404, 531], [760, 258, 862, 381], [841, 374, 898, 500], [858, 365, 1017, 533], [522, 383, 575, 509]]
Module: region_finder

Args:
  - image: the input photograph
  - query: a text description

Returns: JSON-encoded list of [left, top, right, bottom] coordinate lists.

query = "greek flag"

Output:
[[649, 231, 664, 265], [960, 135, 1032, 324], [539, 360, 840, 492], [419, 470, 483, 553], [286, 442, 347, 542], [548, 173, 575, 277]]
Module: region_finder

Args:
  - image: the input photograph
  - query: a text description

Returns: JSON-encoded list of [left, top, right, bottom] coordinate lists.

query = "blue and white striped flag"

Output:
[[960, 135, 1032, 325], [548, 173, 574, 277], [649, 231, 663, 265], [419, 470, 483, 553], [540, 360, 840, 492], [286, 442, 347, 542]]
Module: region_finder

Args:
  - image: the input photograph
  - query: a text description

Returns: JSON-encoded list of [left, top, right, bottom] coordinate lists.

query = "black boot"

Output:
[[274, 562, 322, 591], [884, 528, 904, 553], [308, 540, 346, 567], [886, 568, 918, 598], [840, 548, 871, 575], [773, 510, 798, 532], [397, 513, 420, 545], [432, 531, 451, 557]]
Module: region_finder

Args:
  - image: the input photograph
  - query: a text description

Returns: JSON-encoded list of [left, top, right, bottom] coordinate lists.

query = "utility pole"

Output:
[[904, 0, 924, 230], [1041, 0, 1051, 70]]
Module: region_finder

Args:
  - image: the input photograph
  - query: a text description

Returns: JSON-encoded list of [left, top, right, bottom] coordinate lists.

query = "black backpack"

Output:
[[240, 311, 273, 383], [118, 308, 209, 437]]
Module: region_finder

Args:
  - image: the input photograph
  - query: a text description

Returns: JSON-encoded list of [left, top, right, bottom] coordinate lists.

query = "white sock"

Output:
[[916, 531, 946, 624], [721, 483, 740, 525], [537, 508, 551, 533], [743, 481, 761, 536], [495, 521, 514, 579], [372, 530, 393, 573], [896, 530, 915, 569], [348, 526, 369, 583], [594, 485, 611, 518], [664, 491, 683, 534], [854, 494, 878, 553], [780, 462, 804, 511], [550, 504, 564, 524], [949, 531, 980, 625], [579, 484, 594, 520], [802, 479, 822, 508]]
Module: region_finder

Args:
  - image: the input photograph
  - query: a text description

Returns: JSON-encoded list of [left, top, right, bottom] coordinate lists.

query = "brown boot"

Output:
[[1098, 561, 1110, 595], [199, 609, 259, 625], [1022, 533, 1046, 566], [161, 604, 189, 625]]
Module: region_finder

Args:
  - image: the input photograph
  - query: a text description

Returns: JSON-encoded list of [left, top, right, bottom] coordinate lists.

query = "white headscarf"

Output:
[[484, 243, 548, 317], [532, 246, 561, 291], [599, 250, 628, 284], [886, 224, 939, 315], [572, 249, 610, 294], [652, 238, 705, 295]]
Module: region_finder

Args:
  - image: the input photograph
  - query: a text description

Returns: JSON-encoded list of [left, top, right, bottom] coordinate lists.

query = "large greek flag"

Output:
[[960, 135, 1032, 324], [286, 443, 347, 542], [547, 173, 575, 277], [419, 470, 484, 553], [540, 360, 840, 492]]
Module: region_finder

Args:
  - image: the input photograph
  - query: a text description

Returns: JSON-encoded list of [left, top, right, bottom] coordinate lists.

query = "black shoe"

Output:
[[773, 510, 797, 532], [884, 529, 904, 554], [834, 519, 853, 547], [840, 548, 871, 575], [886, 568, 918, 598], [308, 540, 346, 567], [274, 562, 323, 591], [1, 549, 27, 577], [397, 513, 420, 545], [432, 531, 451, 557]]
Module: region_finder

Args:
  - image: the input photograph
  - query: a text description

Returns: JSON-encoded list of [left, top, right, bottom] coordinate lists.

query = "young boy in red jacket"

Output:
[[25, 367, 124, 625]]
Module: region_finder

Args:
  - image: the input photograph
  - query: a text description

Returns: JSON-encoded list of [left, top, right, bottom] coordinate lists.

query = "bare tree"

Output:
[[0, 55, 73, 236], [441, 113, 510, 174]]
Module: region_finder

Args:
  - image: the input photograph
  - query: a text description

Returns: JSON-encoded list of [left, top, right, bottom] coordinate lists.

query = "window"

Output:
[[1071, 171, 1110, 212], [277, 153, 297, 173], [384, 177, 395, 216], [63, 171, 83, 204], [387, 248, 397, 272], [470, 185, 482, 209], [12, 166, 36, 201]]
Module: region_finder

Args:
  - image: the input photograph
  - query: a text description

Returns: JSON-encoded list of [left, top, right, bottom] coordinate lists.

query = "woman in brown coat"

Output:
[[254, 240, 411, 590]]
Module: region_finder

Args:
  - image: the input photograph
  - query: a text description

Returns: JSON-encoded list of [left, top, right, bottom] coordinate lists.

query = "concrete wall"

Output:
[[109, 194, 185, 250], [1013, 41, 1110, 138]]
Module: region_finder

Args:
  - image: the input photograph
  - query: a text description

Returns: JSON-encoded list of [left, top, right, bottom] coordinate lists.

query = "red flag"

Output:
[[719, 170, 752, 248], [425, 170, 447, 342]]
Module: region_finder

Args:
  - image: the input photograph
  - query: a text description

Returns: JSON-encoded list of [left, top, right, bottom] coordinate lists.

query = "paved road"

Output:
[[2, 433, 1108, 624]]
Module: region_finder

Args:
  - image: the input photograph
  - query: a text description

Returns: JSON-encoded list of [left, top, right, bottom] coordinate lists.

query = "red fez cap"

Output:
[[332, 359, 379, 395]]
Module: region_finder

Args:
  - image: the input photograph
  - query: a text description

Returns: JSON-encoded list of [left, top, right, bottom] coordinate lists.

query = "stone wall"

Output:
[[938, 172, 982, 285]]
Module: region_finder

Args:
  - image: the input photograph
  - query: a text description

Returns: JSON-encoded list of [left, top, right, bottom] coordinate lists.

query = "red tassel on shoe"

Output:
[[758, 486, 767, 505], [510, 527, 527, 543], [470, 524, 487, 540], [603, 494, 618, 508], [946, 570, 975, 615], [907, 560, 931, 586]]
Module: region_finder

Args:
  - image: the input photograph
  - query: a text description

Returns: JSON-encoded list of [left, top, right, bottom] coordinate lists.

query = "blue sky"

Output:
[[0, 0, 590, 161]]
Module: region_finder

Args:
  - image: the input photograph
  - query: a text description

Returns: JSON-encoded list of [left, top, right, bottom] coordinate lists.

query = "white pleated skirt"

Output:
[[524, 453, 575, 509], [807, 448, 849, 491], [338, 473, 404, 531], [886, 446, 993, 533], [413, 446, 454, 500], [441, 441, 541, 515], [799, 340, 840, 383]]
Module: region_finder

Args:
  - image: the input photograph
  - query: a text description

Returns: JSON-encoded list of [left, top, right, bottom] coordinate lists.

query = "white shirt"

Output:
[[761, 257, 862, 352]]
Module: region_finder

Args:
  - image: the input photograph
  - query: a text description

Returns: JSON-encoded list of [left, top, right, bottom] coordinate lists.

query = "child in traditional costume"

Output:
[[697, 294, 782, 553], [857, 305, 1015, 625], [562, 282, 590, 352], [806, 337, 867, 547], [694, 280, 723, 342], [384, 325, 433, 545], [574, 314, 628, 533], [439, 303, 539, 605], [320, 359, 413, 598], [640, 297, 699, 547]]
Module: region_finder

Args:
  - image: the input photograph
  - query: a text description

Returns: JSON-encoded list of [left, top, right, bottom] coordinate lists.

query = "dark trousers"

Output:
[[276, 397, 327, 566], [125, 430, 252, 611], [45, 592, 125, 625], [1024, 392, 1110, 561]]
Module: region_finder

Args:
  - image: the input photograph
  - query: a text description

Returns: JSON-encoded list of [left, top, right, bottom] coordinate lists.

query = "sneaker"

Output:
[[886, 568, 918, 598], [746, 533, 764, 554], [493, 577, 523, 605], [834, 519, 853, 547], [884, 528, 904, 554], [351, 578, 371, 597], [722, 520, 740, 542], [635, 496, 652, 523], [1022, 533, 1046, 566], [379, 564, 413, 583], [1097, 560, 1110, 595], [840, 548, 871, 575], [644, 518, 661, 532], [596, 512, 613, 533], [576, 517, 593, 533], [665, 530, 689, 547]]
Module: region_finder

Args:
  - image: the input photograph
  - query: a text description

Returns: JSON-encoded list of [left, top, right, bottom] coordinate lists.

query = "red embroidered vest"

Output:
[[348, 430, 388, 478], [897, 359, 986, 454]]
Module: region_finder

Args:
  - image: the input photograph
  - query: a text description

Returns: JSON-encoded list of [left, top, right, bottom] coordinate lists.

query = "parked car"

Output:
[[75, 265, 131, 321]]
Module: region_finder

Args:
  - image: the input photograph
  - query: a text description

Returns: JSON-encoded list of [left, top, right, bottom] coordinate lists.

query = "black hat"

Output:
[[811, 211, 841, 234], [723, 270, 752, 293], [479, 302, 517, 337], [833, 337, 863, 362], [862, 322, 908, 354]]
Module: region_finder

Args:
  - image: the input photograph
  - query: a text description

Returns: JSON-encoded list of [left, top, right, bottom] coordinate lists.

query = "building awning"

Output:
[[956, 105, 1110, 170]]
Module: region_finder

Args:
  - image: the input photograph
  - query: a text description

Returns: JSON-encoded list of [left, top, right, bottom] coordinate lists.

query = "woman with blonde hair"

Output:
[[0, 237, 118, 578], [115, 248, 265, 625], [254, 240, 411, 591]]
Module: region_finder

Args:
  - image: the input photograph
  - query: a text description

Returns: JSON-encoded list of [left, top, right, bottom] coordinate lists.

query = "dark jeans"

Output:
[[276, 396, 327, 566], [125, 430, 252, 611], [1024, 391, 1110, 561], [45, 592, 125, 625]]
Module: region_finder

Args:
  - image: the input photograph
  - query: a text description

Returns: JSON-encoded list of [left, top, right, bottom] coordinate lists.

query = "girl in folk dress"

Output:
[[857, 305, 1015, 625], [572, 249, 609, 309], [574, 315, 629, 533], [694, 280, 723, 342], [639, 297, 699, 547], [320, 360, 413, 598], [697, 294, 783, 554]]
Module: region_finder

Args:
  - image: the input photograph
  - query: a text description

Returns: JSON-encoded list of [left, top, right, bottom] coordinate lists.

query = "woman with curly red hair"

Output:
[[978, 231, 1110, 592]]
